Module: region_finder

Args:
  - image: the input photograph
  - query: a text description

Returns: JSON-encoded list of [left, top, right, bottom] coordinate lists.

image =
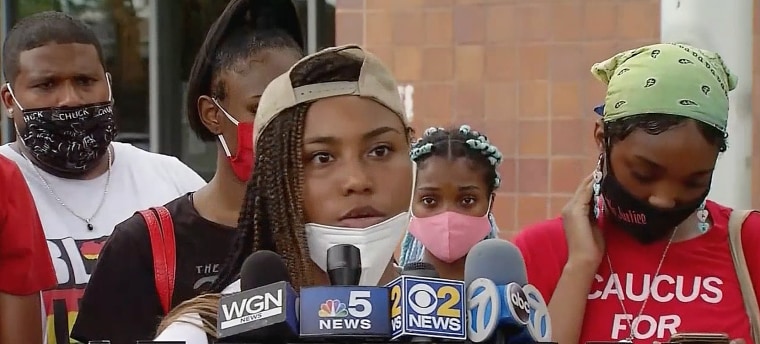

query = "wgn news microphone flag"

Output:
[[217, 280, 299, 339]]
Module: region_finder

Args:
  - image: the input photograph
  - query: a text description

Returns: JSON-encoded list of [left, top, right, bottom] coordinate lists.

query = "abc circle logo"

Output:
[[407, 283, 461, 317], [506, 283, 530, 324]]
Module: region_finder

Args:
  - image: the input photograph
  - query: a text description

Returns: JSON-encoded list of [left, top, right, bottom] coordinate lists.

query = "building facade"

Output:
[[2, 0, 758, 233], [332, 0, 760, 235]]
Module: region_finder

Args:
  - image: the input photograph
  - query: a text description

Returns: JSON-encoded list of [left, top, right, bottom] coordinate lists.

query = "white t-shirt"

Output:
[[0, 142, 206, 344], [154, 280, 241, 344]]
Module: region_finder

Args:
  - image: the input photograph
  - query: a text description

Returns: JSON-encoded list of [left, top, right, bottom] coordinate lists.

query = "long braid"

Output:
[[211, 105, 311, 291], [285, 107, 311, 287], [398, 125, 504, 266], [265, 105, 311, 289]]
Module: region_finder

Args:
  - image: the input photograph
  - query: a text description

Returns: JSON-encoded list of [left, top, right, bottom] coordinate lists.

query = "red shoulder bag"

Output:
[[137, 206, 176, 315]]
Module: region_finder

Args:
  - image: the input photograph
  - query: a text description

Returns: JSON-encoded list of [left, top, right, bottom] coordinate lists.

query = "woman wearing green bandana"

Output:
[[515, 43, 759, 344]]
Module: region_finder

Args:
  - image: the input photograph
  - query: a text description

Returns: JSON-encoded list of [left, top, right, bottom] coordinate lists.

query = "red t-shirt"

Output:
[[0, 155, 57, 295], [514, 200, 760, 344]]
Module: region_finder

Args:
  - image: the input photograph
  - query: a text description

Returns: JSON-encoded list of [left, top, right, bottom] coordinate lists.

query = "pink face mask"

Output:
[[408, 210, 492, 263]]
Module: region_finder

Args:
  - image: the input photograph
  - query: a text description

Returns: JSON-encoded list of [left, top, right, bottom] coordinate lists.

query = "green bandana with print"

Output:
[[591, 43, 738, 134]]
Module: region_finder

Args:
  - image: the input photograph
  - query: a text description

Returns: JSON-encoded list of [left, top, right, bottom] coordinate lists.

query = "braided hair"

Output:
[[398, 125, 504, 267]]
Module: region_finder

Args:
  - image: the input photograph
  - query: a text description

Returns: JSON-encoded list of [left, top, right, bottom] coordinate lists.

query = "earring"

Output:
[[696, 201, 709, 233], [593, 155, 603, 219]]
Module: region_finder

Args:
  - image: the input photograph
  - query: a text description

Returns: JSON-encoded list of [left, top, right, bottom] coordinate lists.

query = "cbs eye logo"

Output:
[[390, 283, 462, 319], [408, 284, 461, 317]]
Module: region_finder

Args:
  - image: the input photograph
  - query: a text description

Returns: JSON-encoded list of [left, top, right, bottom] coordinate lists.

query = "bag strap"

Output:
[[138, 206, 177, 315], [728, 209, 760, 343]]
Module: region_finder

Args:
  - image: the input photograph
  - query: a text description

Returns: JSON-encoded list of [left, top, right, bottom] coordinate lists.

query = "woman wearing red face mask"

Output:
[[398, 125, 504, 280], [70, 1, 305, 343]]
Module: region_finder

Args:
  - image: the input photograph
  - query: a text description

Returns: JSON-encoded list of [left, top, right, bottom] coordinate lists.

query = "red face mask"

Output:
[[213, 99, 254, 182]]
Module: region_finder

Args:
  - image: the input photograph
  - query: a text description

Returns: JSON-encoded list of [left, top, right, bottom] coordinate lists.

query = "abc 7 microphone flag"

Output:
[[467, 278, 529, 342], [466, 278, 552, 343], [387, 275, 467, 341]]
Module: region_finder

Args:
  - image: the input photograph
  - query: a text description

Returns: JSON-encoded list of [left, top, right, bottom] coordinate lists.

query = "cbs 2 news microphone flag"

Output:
[[214, 241, 553, 343]]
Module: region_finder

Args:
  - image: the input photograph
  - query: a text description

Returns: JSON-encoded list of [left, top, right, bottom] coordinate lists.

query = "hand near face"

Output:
[[562, 173, 605, 266]]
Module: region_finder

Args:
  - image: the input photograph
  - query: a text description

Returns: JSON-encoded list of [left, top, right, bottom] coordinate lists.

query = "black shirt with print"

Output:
[[71, 193, 237, 344]]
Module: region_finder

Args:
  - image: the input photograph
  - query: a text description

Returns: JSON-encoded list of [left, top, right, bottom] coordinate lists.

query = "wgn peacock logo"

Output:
[[319, 299, 349, 318]]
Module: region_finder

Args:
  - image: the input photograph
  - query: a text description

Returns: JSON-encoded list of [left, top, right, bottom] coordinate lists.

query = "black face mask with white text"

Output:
[[8, 74, 116, 175], [600, 153, 709, 244], [17, 102, 117, 174]]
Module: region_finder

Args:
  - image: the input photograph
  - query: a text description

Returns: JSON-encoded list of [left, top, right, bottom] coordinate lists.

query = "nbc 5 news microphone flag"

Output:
[[299, 286, 391, 338], [387, 275, 467, 341]]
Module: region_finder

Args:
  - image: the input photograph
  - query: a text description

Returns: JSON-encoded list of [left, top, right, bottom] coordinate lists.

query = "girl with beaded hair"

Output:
[[398, 124, 503, 280]]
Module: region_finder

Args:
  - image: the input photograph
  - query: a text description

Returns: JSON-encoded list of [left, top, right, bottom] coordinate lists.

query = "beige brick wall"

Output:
[[335, 0, 759, 237]]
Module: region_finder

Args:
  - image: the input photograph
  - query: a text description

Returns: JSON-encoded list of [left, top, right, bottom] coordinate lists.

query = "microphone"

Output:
[[299, 244, 391, 339], [216, 251, 299, 343], [465, 239, 532, 344], [327, 243, 362, 285], [387, 262, 467, 342]]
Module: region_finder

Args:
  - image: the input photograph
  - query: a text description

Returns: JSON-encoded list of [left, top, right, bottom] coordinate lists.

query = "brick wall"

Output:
[[335, 0, 757, 238]]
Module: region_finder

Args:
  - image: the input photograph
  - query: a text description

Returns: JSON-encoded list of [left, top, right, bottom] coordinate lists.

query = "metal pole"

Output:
[[0, 0, 17, 144], [148, 0, 159, 152], [660, 0, 754, 209], [307, 0, 317, 54]]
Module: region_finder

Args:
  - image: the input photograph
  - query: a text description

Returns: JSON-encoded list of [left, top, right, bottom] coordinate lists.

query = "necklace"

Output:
[[21, 147, 113, 231], [606, 226, 679, 343]]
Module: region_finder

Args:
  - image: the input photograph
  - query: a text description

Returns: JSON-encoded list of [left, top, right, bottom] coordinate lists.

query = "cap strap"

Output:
[[293, 81, 358, 104]]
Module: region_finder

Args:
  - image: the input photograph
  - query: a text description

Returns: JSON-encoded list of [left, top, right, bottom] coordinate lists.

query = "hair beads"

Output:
[[399, 124, 504, 267]]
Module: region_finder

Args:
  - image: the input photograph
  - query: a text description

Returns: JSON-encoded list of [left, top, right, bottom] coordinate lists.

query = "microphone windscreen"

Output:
[[464, 238, 527, 286], [240, 250, 290, 290], [327, 244, 362, 270], [401, 262, 440, 278]]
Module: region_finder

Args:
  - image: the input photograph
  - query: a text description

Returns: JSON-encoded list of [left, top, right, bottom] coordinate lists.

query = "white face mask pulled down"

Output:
[[305, 162, 417, 286]]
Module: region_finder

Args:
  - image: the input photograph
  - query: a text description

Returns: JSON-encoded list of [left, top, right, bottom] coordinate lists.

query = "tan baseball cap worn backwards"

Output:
[[254, 44, 407, 145]]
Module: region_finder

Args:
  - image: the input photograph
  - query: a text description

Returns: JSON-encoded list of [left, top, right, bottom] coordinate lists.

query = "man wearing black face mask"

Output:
[[0, 11, 206, 344]]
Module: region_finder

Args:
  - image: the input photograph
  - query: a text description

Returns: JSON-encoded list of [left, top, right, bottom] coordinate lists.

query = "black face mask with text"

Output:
[[600, 155, 709, 244], [8, 75, 116, 175], [17, 102, 117, 174]]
